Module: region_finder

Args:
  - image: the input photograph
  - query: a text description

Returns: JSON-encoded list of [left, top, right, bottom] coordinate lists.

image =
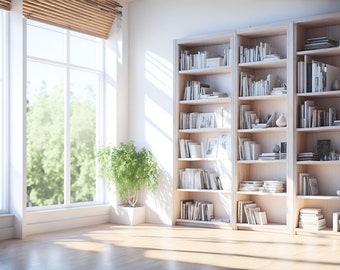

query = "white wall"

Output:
[[127, 0, 340, 225]]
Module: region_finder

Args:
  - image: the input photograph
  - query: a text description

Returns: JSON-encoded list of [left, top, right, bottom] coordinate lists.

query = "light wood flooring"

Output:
[[0, 223, 339, 270]]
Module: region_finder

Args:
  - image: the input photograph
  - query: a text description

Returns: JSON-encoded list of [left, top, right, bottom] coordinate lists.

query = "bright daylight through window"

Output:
[[26, 20, 104, 208]]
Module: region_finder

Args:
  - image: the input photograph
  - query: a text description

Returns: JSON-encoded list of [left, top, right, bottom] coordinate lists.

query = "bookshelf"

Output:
[[294, 12, 340, 237], [234, 22, 292, 233], [173, 12, 340, 237], [174, 32, 234, 229]]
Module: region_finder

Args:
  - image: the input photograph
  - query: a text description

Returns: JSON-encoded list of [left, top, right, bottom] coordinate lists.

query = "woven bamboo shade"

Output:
[[0, 0, 11, 10], [23, 0, 122, 39]]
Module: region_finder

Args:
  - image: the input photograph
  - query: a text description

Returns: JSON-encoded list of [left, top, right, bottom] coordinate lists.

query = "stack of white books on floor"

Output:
[[299, 208, 326, 231]]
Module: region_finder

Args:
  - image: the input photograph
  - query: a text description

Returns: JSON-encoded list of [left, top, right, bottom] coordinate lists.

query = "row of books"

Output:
[[298, 100, 337, 128], [179, 110, 229, 130], [179, 47, 231, 71], [304, 37, 339, 51], [182, 80, 228, 101], [180, 200, 214, 221], [238, 138, 286, 161], [239, 104, 277, 130], [239, 42, 280, 63], [179, 134, 230, 159], [237, 200, 268, 225], [179, 168, 223, 190], [298, 173, 319, 195], [299, 208, 326, 231], [297, 58, 340, 93], [239, 180, 286, 193], [240, 72, 276, 97]]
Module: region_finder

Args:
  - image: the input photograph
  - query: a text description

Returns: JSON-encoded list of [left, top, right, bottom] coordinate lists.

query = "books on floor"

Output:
[[299, 208, 326, 231]]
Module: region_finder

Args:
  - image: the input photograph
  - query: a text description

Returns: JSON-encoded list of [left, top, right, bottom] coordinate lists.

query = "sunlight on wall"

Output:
[[145, 50, 172, 98], [144, 50, 174, 224], [144, 50, 173, 173]]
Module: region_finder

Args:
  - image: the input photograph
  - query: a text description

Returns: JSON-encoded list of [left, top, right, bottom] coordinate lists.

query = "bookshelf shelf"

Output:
[[237, 223, 288, 233], [297, 195, 340, 200], [179, 66, 231, 75], [297, 90, 340, 98], [176, 219, 232, 229], [238, 58, 287, 69], [296, 126, 340, 133], [237, 191, 287, 197], [238, 94, 287, 101], [237, 159, 286, 164], [179, 97, 231, 105], [295, 227, 340, 238], [238, 127, 287, 134], [178, 189, 230, 193], [174, 12, 340, 237], [296, 46, 340, 56], [179, 128, 230, 134], [296, 160, 340, 166]]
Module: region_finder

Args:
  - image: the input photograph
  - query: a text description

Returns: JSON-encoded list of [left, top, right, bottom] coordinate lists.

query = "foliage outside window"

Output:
[[26, 20, 104, 207]]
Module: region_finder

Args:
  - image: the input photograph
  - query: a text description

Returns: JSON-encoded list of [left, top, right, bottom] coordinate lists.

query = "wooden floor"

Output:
[[0, 224, 339, 270]]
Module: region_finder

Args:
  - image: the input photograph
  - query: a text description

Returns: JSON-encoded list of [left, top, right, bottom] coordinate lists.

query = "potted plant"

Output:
[[96, 141, 158, 224]]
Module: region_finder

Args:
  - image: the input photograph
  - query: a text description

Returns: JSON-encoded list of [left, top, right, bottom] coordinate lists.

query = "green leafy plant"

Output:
[[96, 141, 158, 207]]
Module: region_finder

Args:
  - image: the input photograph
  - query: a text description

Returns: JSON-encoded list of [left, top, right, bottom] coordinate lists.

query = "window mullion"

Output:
[[64, 30, 71, 206]]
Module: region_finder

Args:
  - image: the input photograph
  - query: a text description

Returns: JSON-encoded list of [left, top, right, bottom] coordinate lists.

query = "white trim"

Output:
[[0, 10, 9, 214]]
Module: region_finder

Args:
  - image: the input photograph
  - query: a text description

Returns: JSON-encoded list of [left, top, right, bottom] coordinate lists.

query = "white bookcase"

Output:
[[173, 12, 340, 236], [174, 32, 235, 229], [293, 13, 340, 236], [235, 22, 293, 234]]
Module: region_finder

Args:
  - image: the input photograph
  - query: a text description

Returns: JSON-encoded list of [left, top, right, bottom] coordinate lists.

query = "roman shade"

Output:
[[23, 0, 122, 39], [0, 0, 11, 10]]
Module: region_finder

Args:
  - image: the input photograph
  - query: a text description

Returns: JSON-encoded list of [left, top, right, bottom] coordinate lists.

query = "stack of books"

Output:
[[258, 152, 280, 160], [239, 180, 285, 193], [299, 208, 326, 231], [297, 152, 320, 161], [304, 37, 339, 50], [239, 180, 264, 192], [260, 180, 286, 193]]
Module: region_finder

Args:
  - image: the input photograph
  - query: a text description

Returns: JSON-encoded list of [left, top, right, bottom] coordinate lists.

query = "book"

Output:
[[255, 211, 268, 225], [205, 137, 218, 158]]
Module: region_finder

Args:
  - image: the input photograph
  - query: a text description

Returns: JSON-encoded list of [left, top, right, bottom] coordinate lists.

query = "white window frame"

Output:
[[26, 20, 106, 211], [0, 10, 9, 214]]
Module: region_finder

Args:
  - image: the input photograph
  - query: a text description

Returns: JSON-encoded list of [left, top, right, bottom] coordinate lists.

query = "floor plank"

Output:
[[0, 223, 339, 269]]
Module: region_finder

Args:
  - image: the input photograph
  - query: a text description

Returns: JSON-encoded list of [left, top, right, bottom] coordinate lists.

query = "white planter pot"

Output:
[[112, 205, 145, 226]]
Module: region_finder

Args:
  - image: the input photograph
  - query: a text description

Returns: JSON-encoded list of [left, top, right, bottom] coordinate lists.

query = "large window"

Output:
[[0, 10, 8, 213], [26, 20, 104, 208]]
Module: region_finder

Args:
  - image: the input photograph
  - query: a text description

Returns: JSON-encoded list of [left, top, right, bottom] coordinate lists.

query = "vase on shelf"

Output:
[[276, 113, 287, 127]]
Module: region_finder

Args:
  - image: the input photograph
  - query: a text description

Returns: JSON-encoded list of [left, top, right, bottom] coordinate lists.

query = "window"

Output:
[[0, 9, 8, 213], [26, 20, 104, 208]]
